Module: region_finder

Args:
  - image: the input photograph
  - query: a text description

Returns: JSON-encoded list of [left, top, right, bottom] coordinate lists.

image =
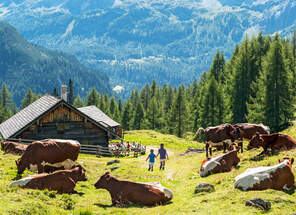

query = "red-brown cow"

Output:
[[16, 139, 80, 174], [94, 172, 173, 206], [199, 145, 240, 177], [233, 123, 270, 140], [234, 158, 294, 191], [247, 133, 296, 155], [196, 123, 240, 157], [9, 165, 87, 193], [1, 141, 27, 155]]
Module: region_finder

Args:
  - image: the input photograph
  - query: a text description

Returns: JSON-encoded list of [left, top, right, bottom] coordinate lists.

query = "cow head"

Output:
[[247, 132, 263, 150], [225, 124, 238, 140], [15, 158, 27, 174], [278, 157, 294, 168], [76, 165, 87, 181], [94, 172, 112, 189]]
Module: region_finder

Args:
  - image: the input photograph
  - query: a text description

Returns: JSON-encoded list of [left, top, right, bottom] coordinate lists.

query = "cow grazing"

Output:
[[1, 141, 27, 155], [234, 158, 294, 191], [199, 145, 240, 177], [10, 165, 87, 193], [196, 123, 240, 157], [233, 123, 270, 140], [94, 172, 173, 206], [16, 139, 80, 174], [247, 133, 296, 155]]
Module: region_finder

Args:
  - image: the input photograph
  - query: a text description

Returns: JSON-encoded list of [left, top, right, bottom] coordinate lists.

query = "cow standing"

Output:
[[233, 123, 270, 140], [94, 172, 173, 206], [1, 141, 28, 155], [10, 165, 87, 193], [199, 145, 240, 177], [234, 158, 294, 191], [196, 123, 240, 157], [247, 133, 296, 156], [16, 139, 80, 174]]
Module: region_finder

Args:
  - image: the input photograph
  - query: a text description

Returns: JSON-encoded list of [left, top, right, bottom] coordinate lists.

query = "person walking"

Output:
[[146, 149, 156, 171], [157, 143, 169, 170]]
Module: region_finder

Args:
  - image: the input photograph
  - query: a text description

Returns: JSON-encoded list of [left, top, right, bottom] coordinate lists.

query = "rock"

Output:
[[180, 148, 205, 156], [194, 183, 215, 194], [106, 159, 120, 165], [110, 166, 119, 171], [245, 198, 271, 210]]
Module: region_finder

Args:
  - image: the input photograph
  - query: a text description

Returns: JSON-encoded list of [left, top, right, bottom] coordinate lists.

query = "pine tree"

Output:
[[52, 88, 59, 97], [68, 78, 74, 105], [147, 97, 159, 130], [0, 83, 13, 110], [132, 100, 145, 130], [86, 88, 99, 106], [122, 101, 132, 130], [263, 34, 294, 131], [209, 50, 225, 83], [73, 95, 84, 108], [21, 88, 36, 109], [169, 85, 187, 137]]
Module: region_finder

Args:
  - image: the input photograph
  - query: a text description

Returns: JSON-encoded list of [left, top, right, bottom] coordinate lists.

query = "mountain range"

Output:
[[0, 21, 110, 104], [1, 0, 296, 98]]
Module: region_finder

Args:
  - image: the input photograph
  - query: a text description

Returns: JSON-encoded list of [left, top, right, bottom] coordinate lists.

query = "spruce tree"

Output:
[[132, 100, 145, 130], [68, 78, 74, 105], [122, 101, 132, 130], [73, 95, 84, 108], [86, 88, 99, 106], [52, 88, 59, 97], [21, 88, 36, 109]]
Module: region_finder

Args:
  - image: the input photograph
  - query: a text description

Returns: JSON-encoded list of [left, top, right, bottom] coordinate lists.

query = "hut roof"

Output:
[[78, 106, 120, 128], [0, 95, 121, 139]]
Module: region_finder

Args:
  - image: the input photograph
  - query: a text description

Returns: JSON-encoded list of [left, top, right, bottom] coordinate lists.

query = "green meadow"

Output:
[[0, 129, 296, 214]]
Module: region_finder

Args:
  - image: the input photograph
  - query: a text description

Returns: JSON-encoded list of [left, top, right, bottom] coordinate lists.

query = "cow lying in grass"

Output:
[[94, 172, 173, 206], [234, 158, 294, 192], [247, 133, 296, 156], [10, 165, 87, 193], [1, 141, 27, 155], [199, 145, 240, 177], [16, 139, 80, 174]]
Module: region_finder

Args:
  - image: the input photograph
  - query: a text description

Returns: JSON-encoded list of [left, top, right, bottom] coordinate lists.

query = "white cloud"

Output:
[[113, 85, 124, 93], [244, 25, 261, 38], [201, 0, 222, 10]]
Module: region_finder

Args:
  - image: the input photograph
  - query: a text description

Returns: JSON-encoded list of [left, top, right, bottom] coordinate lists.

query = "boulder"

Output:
[[245, 198, 271, 210], [180, 148, 205, 156], [194, 183, 215, 193]]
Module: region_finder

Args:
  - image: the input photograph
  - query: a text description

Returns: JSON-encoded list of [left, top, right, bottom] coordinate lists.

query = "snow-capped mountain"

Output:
[[1, 0, 296, 97]]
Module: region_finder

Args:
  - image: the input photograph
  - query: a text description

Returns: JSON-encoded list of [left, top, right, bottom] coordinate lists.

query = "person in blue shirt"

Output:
[[146, 149, 156, 171], [156, 143, 169, 170]]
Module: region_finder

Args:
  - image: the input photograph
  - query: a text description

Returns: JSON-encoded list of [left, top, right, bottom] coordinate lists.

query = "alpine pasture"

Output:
[[1, 129, 296, 215]]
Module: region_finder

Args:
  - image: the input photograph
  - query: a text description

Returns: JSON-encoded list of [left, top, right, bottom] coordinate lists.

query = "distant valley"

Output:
[[1, 0, 296, 98]]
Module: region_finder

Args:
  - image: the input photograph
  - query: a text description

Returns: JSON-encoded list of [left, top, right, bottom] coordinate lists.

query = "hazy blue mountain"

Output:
[[1, 0, 296, 98], [0, 21, 110, 104]]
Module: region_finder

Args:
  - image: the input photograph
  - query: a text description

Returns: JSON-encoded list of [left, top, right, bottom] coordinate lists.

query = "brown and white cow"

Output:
[[247, 133, 296, 155], [199, 145, 240, 177], [10, 165, 87, 193], [234, 158, 294, 191], [196, 123, 240, 157], [233, 123, 270, 140], [16, 139, 80, 174], [94, 172, 173, 206], [1, 141, 28, 155]]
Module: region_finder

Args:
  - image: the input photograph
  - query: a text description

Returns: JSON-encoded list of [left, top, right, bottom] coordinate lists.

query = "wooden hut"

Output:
[[0, 94, 122, 147]]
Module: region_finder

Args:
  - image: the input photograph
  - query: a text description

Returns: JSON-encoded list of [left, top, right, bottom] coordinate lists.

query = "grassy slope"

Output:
[[0, 129, 296, 214]]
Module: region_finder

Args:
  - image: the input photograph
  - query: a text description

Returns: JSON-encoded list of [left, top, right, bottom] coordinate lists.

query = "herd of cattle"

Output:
[[1, 122, 296, 207], [198, 123, 296, 192]]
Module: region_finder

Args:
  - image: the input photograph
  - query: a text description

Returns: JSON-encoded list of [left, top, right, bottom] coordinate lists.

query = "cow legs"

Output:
[[238, 142, 243, 153], [206, 143, 209, 158], [209, 146, 213, 156], [223, 142, 227, 153]]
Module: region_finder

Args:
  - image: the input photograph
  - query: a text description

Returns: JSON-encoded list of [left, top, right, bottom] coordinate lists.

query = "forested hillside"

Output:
[[1, 0, 296, 98], [70, 32, 296, 135], [0, 21, 111, 104]]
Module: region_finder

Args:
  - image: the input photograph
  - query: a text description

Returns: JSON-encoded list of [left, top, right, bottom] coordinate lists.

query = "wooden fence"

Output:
[[5, 138, 146, 157]]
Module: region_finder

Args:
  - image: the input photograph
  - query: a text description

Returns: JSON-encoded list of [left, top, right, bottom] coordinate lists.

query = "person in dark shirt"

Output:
[[146, 149, 156, 171], [156, 143, 169, 170]]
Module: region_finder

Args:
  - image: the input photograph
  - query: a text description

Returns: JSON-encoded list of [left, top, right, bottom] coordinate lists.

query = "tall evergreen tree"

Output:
[[122, 101, 132, 130], [21, 88, 36, 109], [132, 100, 145, 130], [73, 95, 84, 108], [68, 78, 74, 105], [52, 87, 59, 97], [86, 88, 99, 106]]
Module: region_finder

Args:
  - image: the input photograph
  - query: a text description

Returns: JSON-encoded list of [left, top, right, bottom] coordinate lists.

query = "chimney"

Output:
[[61, 85, 67, 101]]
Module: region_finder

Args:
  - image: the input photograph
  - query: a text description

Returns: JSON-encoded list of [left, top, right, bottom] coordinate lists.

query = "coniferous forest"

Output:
[[1, 32, 296, 137]]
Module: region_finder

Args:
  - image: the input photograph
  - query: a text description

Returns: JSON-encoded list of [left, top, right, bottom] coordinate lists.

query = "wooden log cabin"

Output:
[[0, 94, 122, 147]]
